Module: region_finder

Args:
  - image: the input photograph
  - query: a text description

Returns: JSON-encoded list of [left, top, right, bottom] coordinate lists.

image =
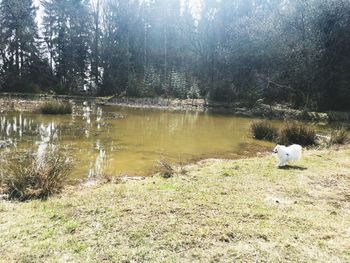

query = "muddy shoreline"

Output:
[[102, 97, 350, 122], [1, 93, 350, 122]]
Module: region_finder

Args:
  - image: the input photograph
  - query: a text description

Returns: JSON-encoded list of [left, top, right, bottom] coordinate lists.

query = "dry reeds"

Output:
[[40, 101, 72, 115], [251, 121, 278, 141], [0, 145, 72, 201]]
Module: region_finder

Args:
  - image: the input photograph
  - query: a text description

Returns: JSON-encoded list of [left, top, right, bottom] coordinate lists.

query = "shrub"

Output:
[[251, 121, 278, 141], [279, 122, 316, 146], [157, 160, 174, 178], [40, 101, 72, 115], [0, 145, 72, 201], [329, 127, 348, 145]]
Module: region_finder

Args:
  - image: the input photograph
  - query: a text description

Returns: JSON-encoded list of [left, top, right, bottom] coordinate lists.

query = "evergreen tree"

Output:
[[42, 0, 91, 94], [0, 0, 42, 91], [0, 0, 349, 110]]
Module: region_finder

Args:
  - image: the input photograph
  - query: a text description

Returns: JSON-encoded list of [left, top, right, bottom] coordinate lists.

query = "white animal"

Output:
[[273, 144, 302, 167]]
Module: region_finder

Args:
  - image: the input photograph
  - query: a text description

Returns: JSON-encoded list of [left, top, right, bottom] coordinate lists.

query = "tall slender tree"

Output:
[[42, 0, 91, 94], [0, 0, 41, 91], [0, 0, 349, 110]]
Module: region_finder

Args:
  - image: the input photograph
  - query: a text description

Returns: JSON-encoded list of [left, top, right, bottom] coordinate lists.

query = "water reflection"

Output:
[[88, 141, 107, 179], [36, 122, 59, 164], [0, 104, 276, 180], [0, 114, 36, 140]]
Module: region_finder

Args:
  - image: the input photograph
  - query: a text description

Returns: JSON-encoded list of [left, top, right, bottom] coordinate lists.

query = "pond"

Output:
[[0, 103, 280, 181]]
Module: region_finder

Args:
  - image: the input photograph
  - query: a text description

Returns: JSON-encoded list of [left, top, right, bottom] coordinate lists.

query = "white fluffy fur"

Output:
[[273, 144, 302, 167]]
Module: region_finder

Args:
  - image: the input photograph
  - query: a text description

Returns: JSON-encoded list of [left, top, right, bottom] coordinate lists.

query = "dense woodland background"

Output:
[[0, 0, 349, 110]]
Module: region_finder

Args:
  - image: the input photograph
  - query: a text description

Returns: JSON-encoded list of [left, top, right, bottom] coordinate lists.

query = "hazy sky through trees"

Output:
[[2, 0, 350, 110], [34, 0, 203, 27]]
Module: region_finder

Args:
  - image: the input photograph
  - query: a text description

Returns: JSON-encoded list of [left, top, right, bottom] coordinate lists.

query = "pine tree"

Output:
[[0, 0, 41, 91], [42, 0, 91, 94], [90, 0, 101, 93]]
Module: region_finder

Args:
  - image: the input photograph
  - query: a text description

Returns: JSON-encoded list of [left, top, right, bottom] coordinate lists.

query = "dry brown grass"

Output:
[[329, 127, 349, 145], [251, 121, 278, 141], [40, 101, 72, 115], [279, 122, 316, 146], [157, 159, 175, 178], [0, 146, 72, 200]]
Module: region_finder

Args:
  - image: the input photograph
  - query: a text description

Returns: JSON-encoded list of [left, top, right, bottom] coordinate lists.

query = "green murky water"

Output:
[[0, 103, 278, 180]]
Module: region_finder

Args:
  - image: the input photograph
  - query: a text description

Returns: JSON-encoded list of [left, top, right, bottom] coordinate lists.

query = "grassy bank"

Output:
[[1, 147, 350, 262]]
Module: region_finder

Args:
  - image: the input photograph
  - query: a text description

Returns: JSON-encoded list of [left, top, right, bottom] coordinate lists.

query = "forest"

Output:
[[0, 0, 349, 110]]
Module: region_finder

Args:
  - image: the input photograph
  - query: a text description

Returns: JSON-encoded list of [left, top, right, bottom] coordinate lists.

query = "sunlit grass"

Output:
[[0, 146, 349, 262]]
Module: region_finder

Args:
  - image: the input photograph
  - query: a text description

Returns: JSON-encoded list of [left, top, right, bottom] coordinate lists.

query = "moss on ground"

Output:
[[1, 147, 350, 262]]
